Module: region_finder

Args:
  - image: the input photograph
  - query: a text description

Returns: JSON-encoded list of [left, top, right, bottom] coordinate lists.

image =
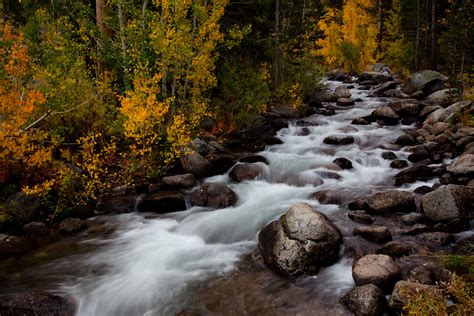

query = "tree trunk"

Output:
[[118, 1, 129, 90], [376, 0, 383, 56], [414, 0, 420, 70], [96, 0, 105, 35], [273, 0, 280, 90], [430, 0, 437, 70]]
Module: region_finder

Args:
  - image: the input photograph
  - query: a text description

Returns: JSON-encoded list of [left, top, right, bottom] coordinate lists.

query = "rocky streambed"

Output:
[[0, 70, 473, 315]]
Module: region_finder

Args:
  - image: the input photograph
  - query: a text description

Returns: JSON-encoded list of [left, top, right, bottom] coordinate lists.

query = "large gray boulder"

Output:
[[258, 203, 342, 277], [401, 70, 448, 95], [353, 225, 392, 243], [352, 254, 401, 292], [365, 190, 416, 214], [388, 281, 440, 310], [229, 163, 264, 182], [421, 184, 474, 222], [423, 100, 472, 125], [358, 71, 393, 83], [371, 106, 399, 125], [315, 90, 338, 102], [180, 150, 213, 178], [4, 192, 42, 226], [335, 86, 351, 98], [388, 99, 421, 117], [189, 183, 238, 209], [447, 154, 474, 176], [425, 88, 454, 105], [162, 173, 195, 189], [0, 292, 75, 316], [372, 81, 397, 96], [340, 284, 387, 316]]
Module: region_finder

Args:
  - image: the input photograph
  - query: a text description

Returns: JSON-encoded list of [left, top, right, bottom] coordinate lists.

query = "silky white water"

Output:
[[2, 81, 438, 315]]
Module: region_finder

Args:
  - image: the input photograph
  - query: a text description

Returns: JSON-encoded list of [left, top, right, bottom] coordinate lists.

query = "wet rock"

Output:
[[22, 222, 49, 236], [315, 91, 338, 102], [96, 195, 137, 214], [323, 135, 355, 145], [372, 81, 397, 96], [425, 88, 454, 105], [59, 218, 86, 234], [433, 218, 469, 233], [365, 190, 416, 214], [352, 118, 370, 125], [421, 184, 474, 222], [358, 71, 393, 83], [416, 232, 454, 246], [268, 104, 299, 119], [352, 254, 401, 292], [447, 154, 474, 176], [180, 150, 213, 178], [400, 213, 426, 225], [407, 265, 434, 285], [333, 157, 353, 169], [384, 89, 410, 98], [258, 203, 343, 277], [239, 155, 269, 165], [200, 117, 215, 131], [382, 151, 397, 160], [229, 163, 264, 182], [401, 70, 448, 95], [410, 91, 425, 100], [413, 185, 433, 195], [207, 154, 236, 175], [424, 100, 472, 125], [162, 173, 195, 189], [407, 149, 430, 163], [395, 164, 436, 185], [348, 210, 375, 224], [377, 241, 414, 258], [137, 192, 186, 213], [4, 192, 42, 226], [394, 134, 415, 146], [388, 281, 440, 310], [0, 292, 75, 316], [0, 234, 30, 258], [419, 105, 442, 119], [354, 226, 392, 243], [371, 106, 399, 125], [189, 183, 237, 209], [315, 170, 341, 180], [401, 224, 430, 235], [329, 69, 347, 81], [335, 86, 352, 98], [340, 284, 387, 316], [311, 190, 341, 205], [337, 98, 355, 106]]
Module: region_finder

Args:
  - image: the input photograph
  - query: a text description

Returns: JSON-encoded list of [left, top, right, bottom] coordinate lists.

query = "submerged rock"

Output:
[[229, 163, 264, 182], [189, 183, 237, 209], [0, 292, 75, 316], [258, 203, 342, 277], [323, 135, 355, 145]]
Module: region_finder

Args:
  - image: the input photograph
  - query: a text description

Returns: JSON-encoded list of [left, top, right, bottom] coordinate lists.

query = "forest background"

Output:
[[0, 0, 472, 222]]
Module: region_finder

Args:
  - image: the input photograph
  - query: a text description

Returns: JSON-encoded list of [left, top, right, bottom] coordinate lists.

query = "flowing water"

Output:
[[0, 81, 438, 315]]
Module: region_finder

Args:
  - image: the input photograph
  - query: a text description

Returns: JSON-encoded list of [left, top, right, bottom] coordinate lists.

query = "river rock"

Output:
[[371, 106, 399, 125], [96, 195, 137, 214], [407, 149, 430, 163], [372, 81, 397, 96], [358, 71, 393, 83], [335, 86, 351, 98], [382, 151, 397, 160], [239, 155, 269, 165], [180, 150, 213, 178], [0, 234, 30, 258], [388, 281, 440, 310], [229, 163, 264, 182], [425, 88, 454, 105], [447, 154, 474, 176], [400, 213, 426, 225], [4, 192, 42, 226], [311, 190, 341, 204], [137, 192, 186, 213], [388, 100, 421, 117], [315, 91, 338, 102], [323, 135, 354, 145], [189, 183, 237, 209], [258, 203, 342, 277], [395, 164, 436, 185], [162, 173, 195, 189], [348, 210, 375, 224], [59, 218, 86, 234], [352, 118, 370, 125], [424, 100, 472, 125], [416, 232, 453, 246], [337, 98, 355, 106], [22, 222, 49, 236], [421, 184, 474, 222], [353, 225, 392, 243], [340, 284, 387, 316], [352, 254, 401, 292], [333, 157, 353, 169], [0, 292, 75, 316], [365, 190, 416, 214], [377, 241, 414, 258], [407, 265, 434, 285], [394, 134, 415, 146], [401, 70, 448, 95]]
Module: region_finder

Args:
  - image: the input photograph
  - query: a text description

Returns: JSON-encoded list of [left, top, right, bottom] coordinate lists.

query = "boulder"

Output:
[[0, 292, 75, 316], [59, 218, 86, 234], [358, 72, 393, 83], [311, 190, 341, 205], [180, 150, 213, 178], [352, 118, 370, 125], [239, 155, 269, 165], [22, 222, 49, 236], [352, 254, 401, 292], [258, 203, 343, 277], [401, 70, 448, 95], [424, 100, 472, 125], [395, 165, 437, 185], [410, 91, 425, 100], [229, 163, 264, 182], [4, 192, 42, 226], [372, 81, 397, 96], [315, 91, 338, 102], [388, 100, 421, 117], [421, 184, 474, 222], [382, 151, 397, 160], [407, 266, 434, 285], [388, 281, 440, 310], [353, 226, 392, 243], [189, 183, 238, 209], [0, 234, 30, 258], [383, 89, 410, 98], [407, 149, 430, 163], [371, 107, 399, 125], [394, 134, 415, 146], [335, 86, 351, 98], [337, 98, 355, 106], [348, 210, 375, 224], [447, 154, 474, 176], [333, 157, 353, 169], [400, 213, 426, 225], [162, 173, 196, 189], [377, 241, 414, 258], [323, 135, 355, 145], [419, 105, 442, 119], [365, 190, 416, 214], [425, 88, 454, 105], [137, 192, 186, 213], [268, 104, 299, 119], [340, 284, 387, 316], [96, 195, 137, 214], [416, 232, 454, 246]]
